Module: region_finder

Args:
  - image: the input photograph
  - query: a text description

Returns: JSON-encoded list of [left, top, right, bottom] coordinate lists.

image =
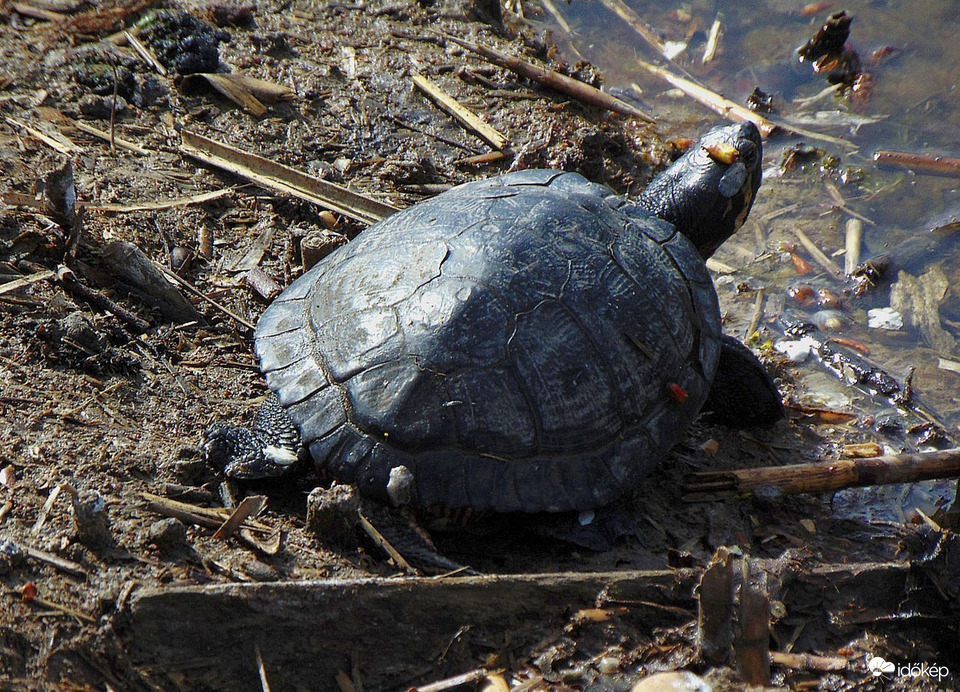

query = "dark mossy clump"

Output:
[[74, 63, 138, 100], [138, 9, 230, 74]]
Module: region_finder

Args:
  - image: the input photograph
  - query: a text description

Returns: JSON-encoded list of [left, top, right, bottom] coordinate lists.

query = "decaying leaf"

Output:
[[890, 266, 956, 354]]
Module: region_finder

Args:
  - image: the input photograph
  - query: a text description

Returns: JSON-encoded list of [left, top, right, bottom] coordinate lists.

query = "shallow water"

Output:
[[533, 1, 960, 521]]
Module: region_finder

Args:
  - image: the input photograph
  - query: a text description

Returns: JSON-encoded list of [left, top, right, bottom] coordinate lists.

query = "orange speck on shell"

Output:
[[666, 382, 688, 403]]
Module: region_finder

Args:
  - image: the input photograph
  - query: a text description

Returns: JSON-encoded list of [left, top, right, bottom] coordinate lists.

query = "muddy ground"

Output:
[[0, 1, 957, 690]]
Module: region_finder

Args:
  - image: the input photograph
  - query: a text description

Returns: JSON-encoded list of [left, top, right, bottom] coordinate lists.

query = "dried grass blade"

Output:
[[412, 73, 507, 150], [5, 116, 83, 155], [0, 270, 55, 296], [89, 188, 233, 213], [179, 130, 399, 225], [213, 495, 267, 541], [71, 119, 151, 155], [124, 30, 167, 76]]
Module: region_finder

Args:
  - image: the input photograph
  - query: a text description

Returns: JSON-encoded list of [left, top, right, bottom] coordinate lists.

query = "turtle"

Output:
[[203, 121, 782, 517]]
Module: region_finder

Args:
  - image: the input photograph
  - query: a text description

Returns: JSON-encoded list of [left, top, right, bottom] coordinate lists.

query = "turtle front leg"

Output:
[[202, 391, 304, 479]]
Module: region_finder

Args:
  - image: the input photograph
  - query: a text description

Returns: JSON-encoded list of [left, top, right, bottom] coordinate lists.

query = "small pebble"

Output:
[[811, 309, 843, 331], [868, 307, 903, 330], [631, 671, 712, 692], [242, 560, 279, 582], [148, 518, 188, 552], [78, 93, 129, 120], [0, 538, 26, 576], [72, 490, 114, 550], [751, 483, 785, 510], [597, 656, 620, 674]]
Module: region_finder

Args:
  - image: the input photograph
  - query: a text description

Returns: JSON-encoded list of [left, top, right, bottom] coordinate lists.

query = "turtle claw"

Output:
[[201, 423, 300, 479]]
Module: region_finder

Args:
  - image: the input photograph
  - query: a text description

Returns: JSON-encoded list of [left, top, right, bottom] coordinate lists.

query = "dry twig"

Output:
[[875, 149, 960, 177], [634, 60, 776, 136], [443, 34, 655, 123], [685, 447, 960, 500]]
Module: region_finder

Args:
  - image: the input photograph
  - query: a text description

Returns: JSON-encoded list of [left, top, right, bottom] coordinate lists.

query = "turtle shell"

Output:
[[254, 170, 721, 512]]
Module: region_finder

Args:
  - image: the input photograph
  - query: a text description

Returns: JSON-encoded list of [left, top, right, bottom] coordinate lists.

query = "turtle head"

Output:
[[639, 121, 762, 259]]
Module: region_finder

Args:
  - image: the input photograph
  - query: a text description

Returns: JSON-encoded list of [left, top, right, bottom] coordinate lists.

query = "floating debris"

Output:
[[797, 10, 862, 88], [868, 307, 903, 330], [775, 336, 818, 363]]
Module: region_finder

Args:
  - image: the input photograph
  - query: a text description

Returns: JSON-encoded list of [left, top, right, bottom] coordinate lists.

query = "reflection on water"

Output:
[[532, 1, 960, 520]]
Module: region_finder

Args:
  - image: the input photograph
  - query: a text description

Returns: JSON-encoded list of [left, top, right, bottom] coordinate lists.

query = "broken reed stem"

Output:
[[356, 512, 415, 574], [844, 218, 863, 275], [791, 228, 843, 277], [875, 149, 960, 177], [685, 447, 960, 499], [769, 651, 848, 672], [411, 73, 507, 150], [443, 34, 655, 123], [634, 59, 777, 136], [597, 0, 666, 57]]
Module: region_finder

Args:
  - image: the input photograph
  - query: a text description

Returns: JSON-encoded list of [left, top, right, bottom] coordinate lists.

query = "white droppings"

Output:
[[868, 307, 903, 330], [774, 336, 818, 363]]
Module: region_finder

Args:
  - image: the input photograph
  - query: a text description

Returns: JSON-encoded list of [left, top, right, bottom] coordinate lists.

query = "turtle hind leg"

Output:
[[701, 334, 784, 427], [202, 392, 304, 479]]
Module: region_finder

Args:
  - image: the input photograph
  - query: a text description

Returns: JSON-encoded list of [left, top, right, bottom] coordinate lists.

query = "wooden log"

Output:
[[684, 448, 960, 500], [125, 570, 696, 690]]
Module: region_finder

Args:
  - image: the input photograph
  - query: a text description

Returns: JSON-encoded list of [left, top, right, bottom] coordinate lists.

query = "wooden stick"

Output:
[[597, 0, 666, 58], [56, 265, 152, 333], [0, 534, 88, 578], [27, 594, 97, 624], [213, 495, 267, 541], [875, 149, 960, 177], [634, 60, 776, 136], [792, 227, 843, 277], [154, 263, 255, 331], [769, 651, 848, 672], [684, 448, 960, 500], [412, 73, 507, 150], [356, 511, 415, 574], [443, 34, 655, 123]]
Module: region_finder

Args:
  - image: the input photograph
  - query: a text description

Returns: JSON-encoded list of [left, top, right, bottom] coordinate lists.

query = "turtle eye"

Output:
[[737, 139, 758, 168]]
